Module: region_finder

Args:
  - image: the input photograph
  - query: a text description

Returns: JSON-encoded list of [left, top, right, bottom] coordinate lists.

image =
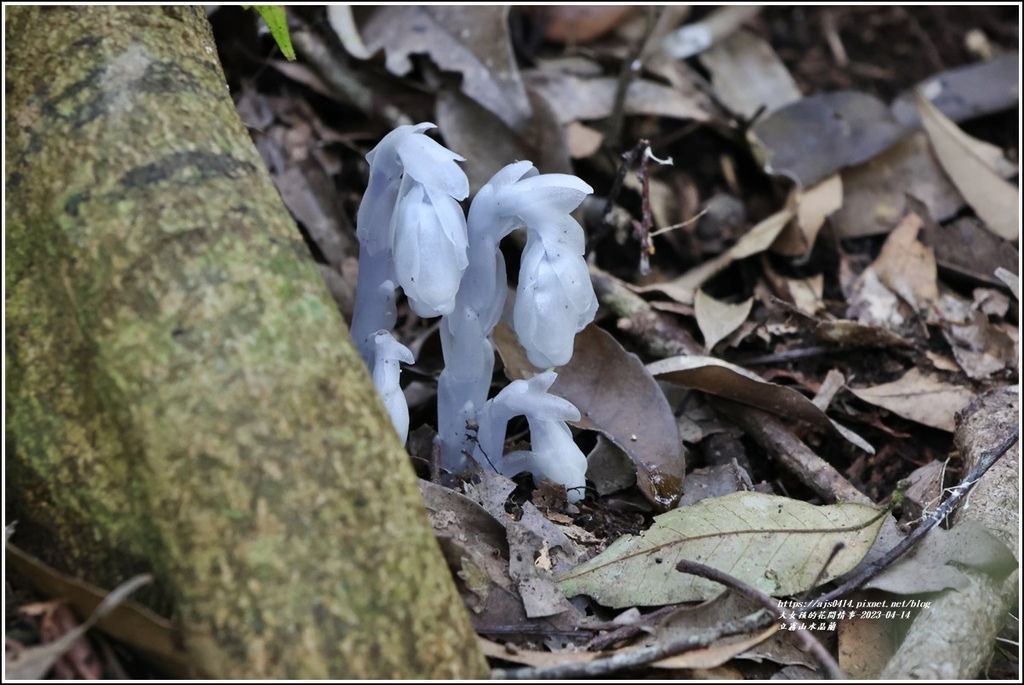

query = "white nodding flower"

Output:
[[475, 371, 587, 501], [391, 181, 469, 317], [489, 172, 597, 369], [371, 330, 415, 444], [502, 420, 589, 503], [351, 122, 469, 365], [515, 232, 597, 368]]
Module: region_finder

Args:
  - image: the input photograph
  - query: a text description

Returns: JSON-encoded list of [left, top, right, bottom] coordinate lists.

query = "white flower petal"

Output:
[[391, 185, 468, 317]]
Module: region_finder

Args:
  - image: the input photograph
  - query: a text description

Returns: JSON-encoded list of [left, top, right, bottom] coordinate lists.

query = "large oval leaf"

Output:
[[557, 491, 885, 608]]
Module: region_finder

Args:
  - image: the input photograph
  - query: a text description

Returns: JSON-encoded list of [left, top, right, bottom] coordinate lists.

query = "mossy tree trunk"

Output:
[[5, 6, 487, 679]]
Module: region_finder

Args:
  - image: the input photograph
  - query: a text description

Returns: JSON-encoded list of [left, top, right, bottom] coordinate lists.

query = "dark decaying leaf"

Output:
[[749, 91, 909, 188], [556, 492, 886, 607], [495, 322, 685, 511], [922, 215, 1019, 289], [356, 6, 532, 132], [890, 52, 1021, 129], [436, 85, 571, 194], [832, 134, 967, 239]]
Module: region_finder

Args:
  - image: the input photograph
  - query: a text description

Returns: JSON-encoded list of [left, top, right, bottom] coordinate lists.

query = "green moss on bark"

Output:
[[5, 6, 487, 678]]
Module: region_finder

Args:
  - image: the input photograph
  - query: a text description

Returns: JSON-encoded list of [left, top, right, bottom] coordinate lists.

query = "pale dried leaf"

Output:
[[524, 71, 710, 125], [648, 354, 873, 453], [916, 90, 1019, 242], [5, 575, 152, 681], [848, 368, 975, 432], [865, 519, 1016, 594], [695, 290, 753, 352], [772, 174, 843, 256], [872, 211, 939, 311], [326, 6, 372, 59], [994, 267, 1019, 300]]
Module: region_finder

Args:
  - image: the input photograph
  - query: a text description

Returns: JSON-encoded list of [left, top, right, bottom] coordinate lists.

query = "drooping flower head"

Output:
[[492, 173, 597, 368], [475, 371, 588, 502]]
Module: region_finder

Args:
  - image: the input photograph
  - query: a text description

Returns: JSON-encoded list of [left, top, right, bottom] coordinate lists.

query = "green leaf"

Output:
[[556, 492, 885, 608], [246, 5, 295, 61]]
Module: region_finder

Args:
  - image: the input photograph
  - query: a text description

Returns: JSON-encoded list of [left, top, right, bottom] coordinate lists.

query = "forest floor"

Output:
[[7, 5, 1019, 680]]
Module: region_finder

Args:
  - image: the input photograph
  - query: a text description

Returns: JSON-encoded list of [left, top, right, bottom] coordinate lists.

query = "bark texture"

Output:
[[5, 6, 487, 678]]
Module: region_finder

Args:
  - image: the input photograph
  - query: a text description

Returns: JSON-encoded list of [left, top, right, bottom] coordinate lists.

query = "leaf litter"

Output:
[[45, 5, 1014, 680]]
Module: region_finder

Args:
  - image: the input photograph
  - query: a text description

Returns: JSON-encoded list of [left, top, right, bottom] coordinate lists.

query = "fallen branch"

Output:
[[492, 610, 771, 679], [711, 398, 872, 505], [676, 560, 846, 680]]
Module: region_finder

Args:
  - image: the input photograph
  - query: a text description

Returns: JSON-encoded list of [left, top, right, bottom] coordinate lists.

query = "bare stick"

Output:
[[799, 425, 1019, 617], [712, 398, 872, 505], [492, 610, 771, 679], [676, 560, 846, 680]]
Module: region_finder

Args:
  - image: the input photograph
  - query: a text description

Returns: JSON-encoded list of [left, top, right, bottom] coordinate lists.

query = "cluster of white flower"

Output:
[[351, 123, 596, 502]]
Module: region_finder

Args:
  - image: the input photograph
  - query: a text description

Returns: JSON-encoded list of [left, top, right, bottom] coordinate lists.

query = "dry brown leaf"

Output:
[[922, 214, 1019, 289], [638, 207, 794, 305], [654, 626, 778, 669], [520, 6, 638, 43], [357, 6, 532, 131], [699, 29, 801, 120], [647, 355, 873, 453], [478, 637, 597, 668], [565, 121, 604, 159], [772, 174, 843, 257], [524, 71, 710, 126], [838, 610, 898, 679], [847, 368, 975, 432], [916, 90, 1019, 242], [5, 542, 193, 677], [436, 86, 571, 193], [761, 259, 825, 316], [694, 290, 753, 352], [872, 211, 939, 311], [832, 134, 966, 238]]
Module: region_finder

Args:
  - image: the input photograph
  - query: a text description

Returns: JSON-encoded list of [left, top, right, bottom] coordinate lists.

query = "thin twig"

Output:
[[676, 560, 846, 680], [631, 146, 655, 275], [600, 139, 648, 230], [491, 610, 772, 679], [603, 7, 662, 148], [799, 426, 1019, 617]]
